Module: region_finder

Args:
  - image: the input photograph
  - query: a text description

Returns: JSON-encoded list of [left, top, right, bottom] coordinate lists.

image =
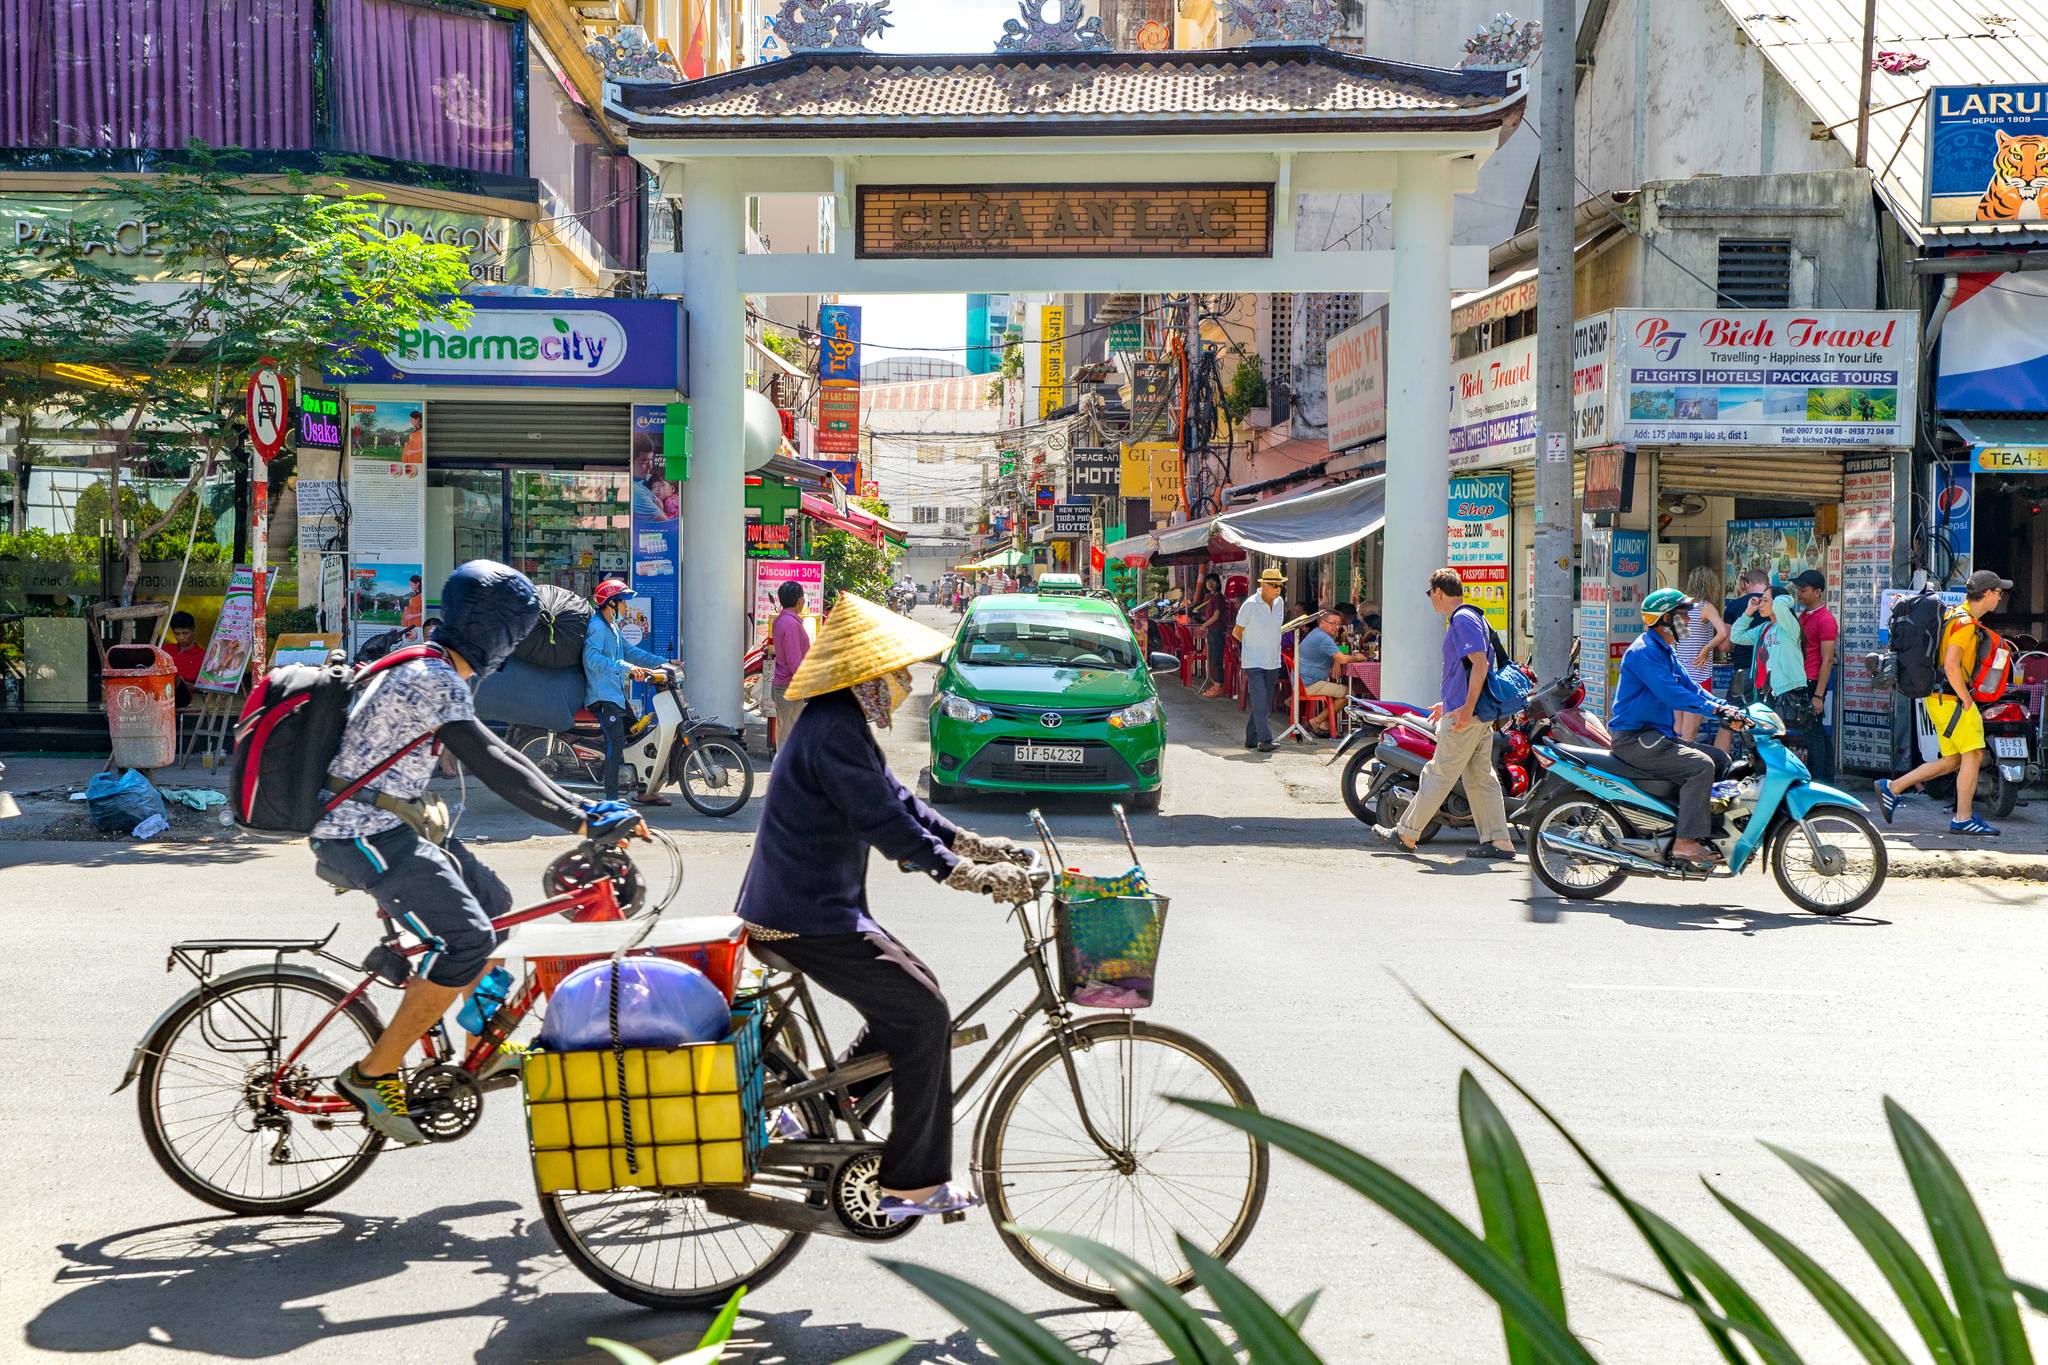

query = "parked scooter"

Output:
[[515, 669, 755, 817], [1522, 702, 1887, 915]]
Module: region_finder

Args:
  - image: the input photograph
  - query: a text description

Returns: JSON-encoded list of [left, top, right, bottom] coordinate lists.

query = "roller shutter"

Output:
[[1655, 450, 1845, 502], [1510, 460, 1586, 506], [424, 402, 631, 464]]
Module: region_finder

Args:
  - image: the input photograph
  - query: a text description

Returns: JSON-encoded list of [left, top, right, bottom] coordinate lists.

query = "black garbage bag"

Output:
[[474, 656, 586, 734], [513, 584, 592, 671]]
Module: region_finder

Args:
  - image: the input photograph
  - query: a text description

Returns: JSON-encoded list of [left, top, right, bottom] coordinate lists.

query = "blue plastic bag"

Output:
[[86, 769, 168, 835], [538, 956, 730, 1052]]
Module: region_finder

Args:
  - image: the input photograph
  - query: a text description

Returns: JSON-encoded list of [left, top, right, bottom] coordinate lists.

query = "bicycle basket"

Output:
[[1054, 870, 1169, 1011]]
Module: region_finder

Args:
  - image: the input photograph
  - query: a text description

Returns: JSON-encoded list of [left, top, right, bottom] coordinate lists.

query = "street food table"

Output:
[[1345, 661, 1382, 698]]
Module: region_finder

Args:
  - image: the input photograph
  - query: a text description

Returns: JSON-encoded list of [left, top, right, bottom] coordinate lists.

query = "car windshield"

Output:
[[958, 608, 1140, 669]]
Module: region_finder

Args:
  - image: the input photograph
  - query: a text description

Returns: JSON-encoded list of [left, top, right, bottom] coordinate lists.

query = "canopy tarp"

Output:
[[1215, 475, 1387, 559], [800, 493, 909, 547], [960, 547, 1028, 570]]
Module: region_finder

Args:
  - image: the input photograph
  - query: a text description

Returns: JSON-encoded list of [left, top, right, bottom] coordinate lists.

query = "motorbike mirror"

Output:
[[1148, 652, 1181, 674]]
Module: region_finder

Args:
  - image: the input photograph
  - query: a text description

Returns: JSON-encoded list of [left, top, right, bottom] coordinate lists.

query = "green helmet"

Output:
[[1641, 587, 1693, 629]]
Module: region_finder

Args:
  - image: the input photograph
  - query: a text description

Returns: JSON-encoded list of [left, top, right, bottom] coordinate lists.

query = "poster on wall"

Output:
[[1933, 462, 1974, 587], [629, 404, 681, 695], [1839, 456, 1896, 770], [1446, 473, 1511, 632], [1608, 309, 1918, 449], [754, 561, 824, 642], [195, 566, 261, 694], [1723, 517, 1821, 596], [1923, 85, 2048, 226], [1449, 335, 1538, 470], [347, 400, 427, 653]]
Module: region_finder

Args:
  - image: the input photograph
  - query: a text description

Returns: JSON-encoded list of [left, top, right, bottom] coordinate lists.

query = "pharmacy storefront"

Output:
[[331, 296, 686, 649], [1577, 308, 1917, 769]]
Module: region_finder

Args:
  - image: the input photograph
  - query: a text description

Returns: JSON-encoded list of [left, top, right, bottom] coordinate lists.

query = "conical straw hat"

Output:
[[784, 592, 955, 701]]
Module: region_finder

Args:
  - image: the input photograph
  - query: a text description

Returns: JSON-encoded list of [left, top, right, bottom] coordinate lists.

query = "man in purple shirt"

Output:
[[769, 580, 813, 751], [1375, 567, 1514, 860]]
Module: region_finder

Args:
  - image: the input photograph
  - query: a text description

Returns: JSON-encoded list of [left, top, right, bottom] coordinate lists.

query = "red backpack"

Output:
[[228, 644, 445, 833]]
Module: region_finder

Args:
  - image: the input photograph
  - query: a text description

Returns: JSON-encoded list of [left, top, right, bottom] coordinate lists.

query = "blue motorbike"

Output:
[[1522, 703, 1887, 916]]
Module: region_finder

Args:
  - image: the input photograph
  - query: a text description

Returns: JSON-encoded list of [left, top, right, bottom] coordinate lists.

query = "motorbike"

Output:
[[514, 668, 755, 818], [1330, 667, 1604, 838], [1521, 702, 1887, 916], [1979, 695, 2035, 818]]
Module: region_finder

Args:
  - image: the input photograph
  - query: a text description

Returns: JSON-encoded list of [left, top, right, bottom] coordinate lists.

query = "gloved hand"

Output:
[[581, 799, 644, 844], [945, 859, 1036, 905], [952, 829, 1033, 866]]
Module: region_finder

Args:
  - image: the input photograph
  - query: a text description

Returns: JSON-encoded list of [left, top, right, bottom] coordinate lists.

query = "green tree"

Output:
[[1223, 350, 1268, 423], [814, 497, 902, 603], [0, 157, 472, 602]]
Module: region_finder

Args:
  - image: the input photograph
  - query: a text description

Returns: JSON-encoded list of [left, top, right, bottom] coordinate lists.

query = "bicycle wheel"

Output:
[[979, 1017, 1269, 1307], [136, 969, 386, 1216], [521, 731, 599, 788], [541, 1053, 828, 1310], [676, 737, 754, 817]]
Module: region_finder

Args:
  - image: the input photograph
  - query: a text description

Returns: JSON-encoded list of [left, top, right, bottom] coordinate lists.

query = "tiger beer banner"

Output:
[[1925, 85, 2048, 226]]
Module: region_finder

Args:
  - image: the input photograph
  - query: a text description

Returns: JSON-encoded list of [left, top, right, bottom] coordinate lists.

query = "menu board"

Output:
[[195, 566, 261, 693], [754, 561, 824, 643], [1839, 456, 1895, 769]]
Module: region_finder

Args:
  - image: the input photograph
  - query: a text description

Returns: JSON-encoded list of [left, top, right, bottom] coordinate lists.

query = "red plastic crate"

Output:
[[531, 937, 744, 1001]]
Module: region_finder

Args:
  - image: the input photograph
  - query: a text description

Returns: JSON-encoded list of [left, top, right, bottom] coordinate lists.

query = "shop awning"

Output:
[[1102, 530, 1156, 564], [1945, 417, 2048, 471], [1214, 475, 1387, 559], [800, 493, 909, 546], [960, 547, 1028, 570]]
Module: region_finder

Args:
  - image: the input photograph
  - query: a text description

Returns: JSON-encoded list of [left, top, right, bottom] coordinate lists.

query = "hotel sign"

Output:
[[857, 184, 1274, 259]]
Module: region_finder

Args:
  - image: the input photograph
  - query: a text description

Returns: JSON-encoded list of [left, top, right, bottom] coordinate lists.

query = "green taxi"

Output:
[[927, 575, 1174, 810]]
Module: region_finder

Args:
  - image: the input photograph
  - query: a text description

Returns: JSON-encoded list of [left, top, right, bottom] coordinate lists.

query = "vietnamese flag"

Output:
[[1090, 544, 1105, 572]]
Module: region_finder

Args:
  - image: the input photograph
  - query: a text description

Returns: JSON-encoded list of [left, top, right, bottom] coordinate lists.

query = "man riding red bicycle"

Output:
[[311, 561, 645, 1144]]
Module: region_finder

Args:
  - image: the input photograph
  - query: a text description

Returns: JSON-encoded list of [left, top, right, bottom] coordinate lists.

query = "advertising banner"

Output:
[[1924, 85, 2048, 226], [818, 304, 861, 384], [1325, 311, 1386, 453], [195, 566, 261, 694], [347, 400, 426, 653], [1132, 362, 1170, 413], [1122, 441, 1165, 497], [816, 385, 861, 455], [1840, 455, 1896, 769], [1148, 444, 1182, 512], [296, 386, 343, 451], [1933, 461, 1974, 584], [754, 561, 824, 642], [1937, 271, 2048, 410], [746, 520, 794, 558], [1052, 501, 1093, 536], [1449, 334, 1538, 470], [1446, 473, 1511, 632], [1609, 309, 1918, 448], [344, 297, 685, 389], [630, 403, 681, 683], [1108, 321, 1142, 355], [1572, 312, 1613, 448], [1724, 517, 1821, 597], [1039, 304, 1066, 419], [1068, 446, 1120, 500]]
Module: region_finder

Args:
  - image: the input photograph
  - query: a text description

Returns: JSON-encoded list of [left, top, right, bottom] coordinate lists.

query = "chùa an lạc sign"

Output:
[[857, 184, 1274, 259]]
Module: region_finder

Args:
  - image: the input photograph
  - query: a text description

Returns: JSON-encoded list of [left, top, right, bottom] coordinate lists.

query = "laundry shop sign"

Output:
[[342, 297, 686, 389]]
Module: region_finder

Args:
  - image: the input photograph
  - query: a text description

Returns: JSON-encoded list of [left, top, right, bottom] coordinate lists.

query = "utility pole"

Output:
[[1533, 0, 1577, 687], [1852, 0, 1879, 167]]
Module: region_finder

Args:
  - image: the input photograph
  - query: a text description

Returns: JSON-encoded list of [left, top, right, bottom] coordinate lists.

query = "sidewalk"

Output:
[[1151, 673, 2048, 883]]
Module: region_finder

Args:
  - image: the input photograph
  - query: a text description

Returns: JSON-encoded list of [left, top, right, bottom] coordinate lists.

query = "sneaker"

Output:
[[1875, 778, 1900, 825], [1952, 816, 2000, 836], [473, 1041, 531, 1087], [335, 1064, 428, 1145], [1257, 741, 1277, 752], [878, 1182, 983, 1224]]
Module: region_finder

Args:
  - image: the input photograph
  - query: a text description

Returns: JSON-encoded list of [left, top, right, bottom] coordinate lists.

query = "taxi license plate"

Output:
[[1015, 744, 1084, 765], [1992, 736, 2029, 759]]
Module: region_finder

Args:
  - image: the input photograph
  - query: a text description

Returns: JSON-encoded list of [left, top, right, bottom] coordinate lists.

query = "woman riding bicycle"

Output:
[[733, 592, 1035, 1223], [313, 561, 644, 1145]]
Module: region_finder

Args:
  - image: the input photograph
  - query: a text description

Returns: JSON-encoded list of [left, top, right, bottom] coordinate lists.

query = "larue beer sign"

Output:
[[858, 184, 1273, 259]]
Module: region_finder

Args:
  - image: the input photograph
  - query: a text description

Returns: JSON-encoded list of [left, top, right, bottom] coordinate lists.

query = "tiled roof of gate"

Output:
[[612, 47, 1524, 138]]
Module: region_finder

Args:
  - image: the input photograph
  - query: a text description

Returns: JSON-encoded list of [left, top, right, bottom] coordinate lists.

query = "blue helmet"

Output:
[[432, 560, 539, 677]]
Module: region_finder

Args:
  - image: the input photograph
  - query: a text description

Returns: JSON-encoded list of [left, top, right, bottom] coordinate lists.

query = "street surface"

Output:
[[5, 610, 2046, 1362]]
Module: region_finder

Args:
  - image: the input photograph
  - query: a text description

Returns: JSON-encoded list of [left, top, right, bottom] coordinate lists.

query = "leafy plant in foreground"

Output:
[[882, 995, 2048, 1363]]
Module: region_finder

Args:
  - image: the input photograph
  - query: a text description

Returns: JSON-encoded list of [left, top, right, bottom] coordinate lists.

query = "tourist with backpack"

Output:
[[1877, 570, 2013, 835], [231, 560, 645, 1145]]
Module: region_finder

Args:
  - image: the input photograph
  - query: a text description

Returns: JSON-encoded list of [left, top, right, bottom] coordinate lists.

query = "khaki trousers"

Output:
[[1395, 717, 1508, 844]]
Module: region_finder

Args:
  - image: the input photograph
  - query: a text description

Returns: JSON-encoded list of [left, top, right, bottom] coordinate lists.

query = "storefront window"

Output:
[[1, 0, 316, 150], [328, 0, 518, 176], [512, 471, 627, 597]]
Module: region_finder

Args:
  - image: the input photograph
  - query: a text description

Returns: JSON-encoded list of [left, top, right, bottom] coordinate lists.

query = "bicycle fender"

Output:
[[1783, 783, 1869, 819], [113, 962, 374, 1095]]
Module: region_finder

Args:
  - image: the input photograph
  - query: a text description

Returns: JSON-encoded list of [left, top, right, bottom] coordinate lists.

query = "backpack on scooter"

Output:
[[1886, 591, 1946, 699], [227, 644, 445, 834], [1460, 605, 1535, 722], [513, 584, 592, 671]]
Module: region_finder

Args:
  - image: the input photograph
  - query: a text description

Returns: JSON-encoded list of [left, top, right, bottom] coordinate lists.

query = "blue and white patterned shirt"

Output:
[[310, 655, 474, 840]]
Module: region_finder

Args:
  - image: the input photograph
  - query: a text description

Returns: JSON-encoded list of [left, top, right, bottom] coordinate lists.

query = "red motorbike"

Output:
[[1330, 668, 1606, 839]]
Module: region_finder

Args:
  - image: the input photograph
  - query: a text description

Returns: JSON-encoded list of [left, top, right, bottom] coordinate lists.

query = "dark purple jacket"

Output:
[[735, 688, 961, 936]]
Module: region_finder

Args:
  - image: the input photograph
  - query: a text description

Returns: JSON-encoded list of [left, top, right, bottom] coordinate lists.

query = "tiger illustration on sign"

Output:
[[1976, 129, 2048, 220]]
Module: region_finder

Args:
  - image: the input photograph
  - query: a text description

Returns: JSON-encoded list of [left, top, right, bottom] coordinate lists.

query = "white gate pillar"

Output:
[[1382, 152, 1456, 707], [678, 159, 746, 728]]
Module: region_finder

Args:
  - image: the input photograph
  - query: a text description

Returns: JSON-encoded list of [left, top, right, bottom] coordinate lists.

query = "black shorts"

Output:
[[311, 826, 511, 987]]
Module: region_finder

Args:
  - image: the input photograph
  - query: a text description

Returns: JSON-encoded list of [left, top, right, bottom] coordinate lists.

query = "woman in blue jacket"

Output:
[[583, 578, 673, 804]]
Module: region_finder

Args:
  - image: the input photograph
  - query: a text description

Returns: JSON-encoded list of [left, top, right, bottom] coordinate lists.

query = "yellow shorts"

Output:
[[1923, 693, 1985, 756]]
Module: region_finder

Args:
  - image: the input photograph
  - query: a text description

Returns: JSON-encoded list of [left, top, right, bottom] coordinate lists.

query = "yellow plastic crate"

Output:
[[523, 999, 765, 1196]]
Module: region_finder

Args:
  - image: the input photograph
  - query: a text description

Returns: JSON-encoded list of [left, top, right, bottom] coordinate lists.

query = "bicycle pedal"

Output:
[[940, 1210, 968, 1224]]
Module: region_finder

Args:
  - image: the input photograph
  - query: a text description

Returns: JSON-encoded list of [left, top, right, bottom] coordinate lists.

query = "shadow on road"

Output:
[[26, 1209, 1194, 1364], [1525, 895, 1891, 934]]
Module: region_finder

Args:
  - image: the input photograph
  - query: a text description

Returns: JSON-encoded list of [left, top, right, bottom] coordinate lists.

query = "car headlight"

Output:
[[937, 690, 991, 724], [1108, 698, 1159, 729]]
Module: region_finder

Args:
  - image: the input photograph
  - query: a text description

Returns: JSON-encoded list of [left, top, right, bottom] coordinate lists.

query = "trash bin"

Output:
[[104, 643, 179, 770]]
